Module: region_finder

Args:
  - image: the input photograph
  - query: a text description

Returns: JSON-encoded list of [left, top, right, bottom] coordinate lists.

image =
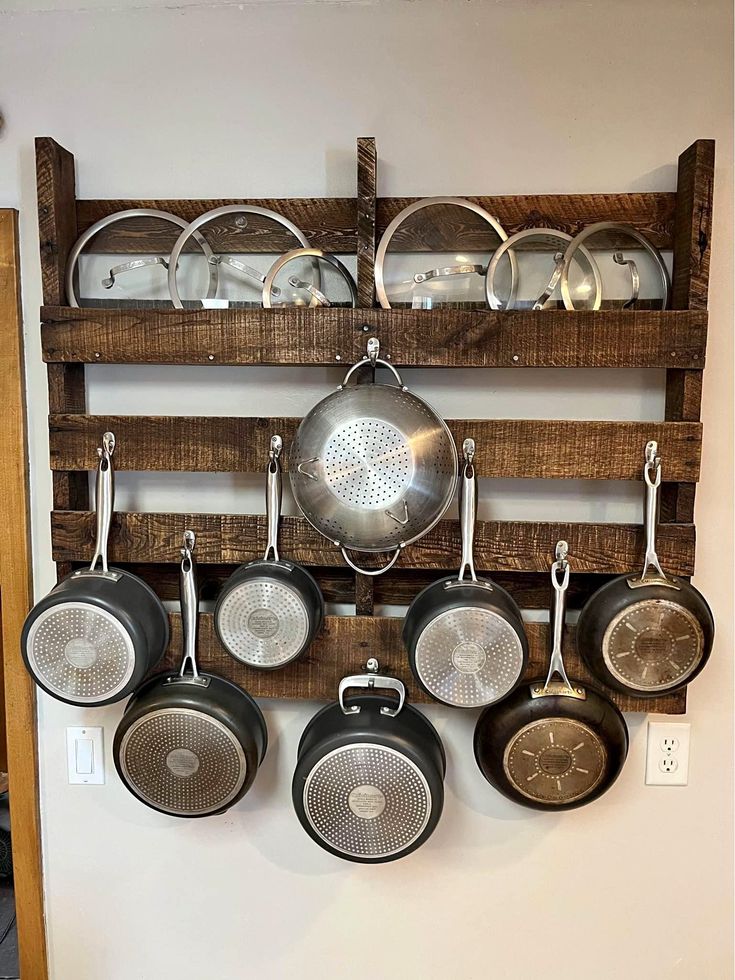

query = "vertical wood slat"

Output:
[[664, 139, 714, 524], [0, 210, 49, 980], [36, 139, 89, 581]]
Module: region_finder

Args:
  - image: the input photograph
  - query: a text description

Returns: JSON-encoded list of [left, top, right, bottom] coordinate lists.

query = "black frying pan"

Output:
[[474, 541, 628, 811], [21, 432, 168, 705], [215, 435, 324, 669], [114, 531, 267, 818], [403, 439, 528, 707], [577, 440, 714, 697]]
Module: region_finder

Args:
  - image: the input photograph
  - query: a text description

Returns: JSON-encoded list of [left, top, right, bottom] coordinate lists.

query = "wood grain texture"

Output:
[[73, 192, 675, 253], [75, 198, 357, 253], [35, 137, 77, 306], [40, 306, 708, 369], [377, 193, 676, 249], [671, 140, 715, 310], [0, 211, 49, 980], [356, 137, 377, 308], [50, 511, 697, 576], [48, 415, 703, 481], [47, 363, 88, 515], [156, 613, 685, 714]]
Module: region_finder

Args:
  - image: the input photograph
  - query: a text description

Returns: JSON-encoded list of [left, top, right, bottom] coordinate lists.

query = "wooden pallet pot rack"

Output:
[[36, 135, 714, 716]]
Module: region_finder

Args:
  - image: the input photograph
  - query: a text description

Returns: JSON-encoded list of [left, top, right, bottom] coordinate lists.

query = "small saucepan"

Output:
[[474, 541, 628, 811], [576, 440, 714, 697], [293, 660, 446, 863], [114, 532, 267, 818], [21, 432, 169, 705], [403, 438, 528, 707], [215, 435, 324, 668]]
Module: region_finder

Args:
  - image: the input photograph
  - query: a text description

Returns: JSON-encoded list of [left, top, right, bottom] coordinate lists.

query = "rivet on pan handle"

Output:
[[338, 658, 406, 717], [89, 431, 116, 574]]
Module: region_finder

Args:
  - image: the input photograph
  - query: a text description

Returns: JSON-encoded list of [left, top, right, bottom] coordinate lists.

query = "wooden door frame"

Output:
[[0, 209, 48, 979]]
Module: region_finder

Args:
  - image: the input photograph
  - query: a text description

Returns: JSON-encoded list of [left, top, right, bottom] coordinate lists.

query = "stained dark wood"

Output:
[[40, 306, 708, 369], [377, 194, 676, 250], [47, 363, 88, 516], [35, 137, 77, 306], [355, 573, 375, 615], [671, 140, 715, 311], [356, 137, 377, 308], [48, 415, 702, 481], [157, 613, 685, 714], [51, 511, 697, 575], [75, 198, 357, 254]]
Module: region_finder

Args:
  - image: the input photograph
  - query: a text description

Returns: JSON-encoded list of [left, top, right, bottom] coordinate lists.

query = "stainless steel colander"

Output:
[[290, 338, 458, 576]]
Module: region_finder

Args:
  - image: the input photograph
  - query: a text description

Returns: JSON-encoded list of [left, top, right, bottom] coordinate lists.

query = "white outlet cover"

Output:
[[645, 721, 690, 786]]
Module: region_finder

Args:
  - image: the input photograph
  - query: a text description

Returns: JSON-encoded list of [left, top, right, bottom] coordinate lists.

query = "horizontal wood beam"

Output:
[[74, 192, 675, 253], [48, 415, 703, 481], [51, 511, 696, 576], [41, 307, 708, 369], [157, 613, 685, 715]]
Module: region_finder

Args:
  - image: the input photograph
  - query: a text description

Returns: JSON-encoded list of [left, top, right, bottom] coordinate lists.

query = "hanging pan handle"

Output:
[[543, 540, 573, 692], [264, 435, 282, 561], [340, 545, 402, 577], [338, 658, 406, 717], [629, 440, 678, 590], [89, 431, 116, 573], [179, 530, 200, 679], [457, 438, 478, 583], [339, 338, 406, 391]]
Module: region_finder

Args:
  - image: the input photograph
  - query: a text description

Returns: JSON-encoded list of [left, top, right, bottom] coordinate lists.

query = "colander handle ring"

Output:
[[341, 546, 402, 577], [339, 337, 405, 390]]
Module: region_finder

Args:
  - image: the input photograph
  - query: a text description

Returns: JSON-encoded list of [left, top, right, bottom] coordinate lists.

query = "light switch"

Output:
[[66, 727, 104, 785]]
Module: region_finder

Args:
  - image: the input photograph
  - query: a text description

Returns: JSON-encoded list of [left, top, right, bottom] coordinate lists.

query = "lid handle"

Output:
[[614, 252, 641, 309], [89, 432, 115, 574], [179, 531, 199, 679]]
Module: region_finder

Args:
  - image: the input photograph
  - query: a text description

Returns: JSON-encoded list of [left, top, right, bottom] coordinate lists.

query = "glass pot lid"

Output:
[[374, 197, 517, 309], [262, 248, 357, 308], [485, 229, 602, 311], [559, 222, 671, 310], [167, 205, 311, 309], [65, 209, 216, 309]]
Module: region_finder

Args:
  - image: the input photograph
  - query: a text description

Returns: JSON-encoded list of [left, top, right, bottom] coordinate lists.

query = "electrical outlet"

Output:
[[645, 722, 690, 786]]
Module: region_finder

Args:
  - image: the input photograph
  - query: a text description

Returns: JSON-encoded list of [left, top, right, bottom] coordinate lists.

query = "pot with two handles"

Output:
[[293, 660, 446, 863]]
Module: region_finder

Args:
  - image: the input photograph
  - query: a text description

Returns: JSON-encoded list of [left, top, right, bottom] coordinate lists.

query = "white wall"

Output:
[[1, 2, 733, 978]]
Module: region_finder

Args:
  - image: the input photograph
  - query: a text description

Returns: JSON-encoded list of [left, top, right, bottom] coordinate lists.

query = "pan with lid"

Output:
[[474, 542, 628, 811], [403, 438, 528, 708], [21, 432, 169, 706], [292, 660, 446, 863], [215, 435, 324, 669], [114, 532, 267, 817]]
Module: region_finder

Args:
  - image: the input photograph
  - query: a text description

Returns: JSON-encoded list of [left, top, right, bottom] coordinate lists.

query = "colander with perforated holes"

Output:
[[290, 338, 458, 576], [21, 432, 169, 706], [215, 435, 324, 669], [114, 532, 267, 818], [403, 439, 528, 708], [292, 660, 445, 863]]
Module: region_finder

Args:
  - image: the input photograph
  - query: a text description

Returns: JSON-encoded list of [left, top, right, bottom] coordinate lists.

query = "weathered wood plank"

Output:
[[156, 613, 685, 714], [74, 192, 676, 253], [75, 198, 357, 253], [40, 306, 708, 369], [36, 137, 77, 307], [48, 415, 703, 481], [671, 139, 715, 311], [51, 511, 697, 576], [356, 137, 377, 308]]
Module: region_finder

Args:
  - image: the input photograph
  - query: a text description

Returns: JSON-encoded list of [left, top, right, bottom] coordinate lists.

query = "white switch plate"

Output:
[[645, 721, 690, 786], [66, 727, 104, 785]]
